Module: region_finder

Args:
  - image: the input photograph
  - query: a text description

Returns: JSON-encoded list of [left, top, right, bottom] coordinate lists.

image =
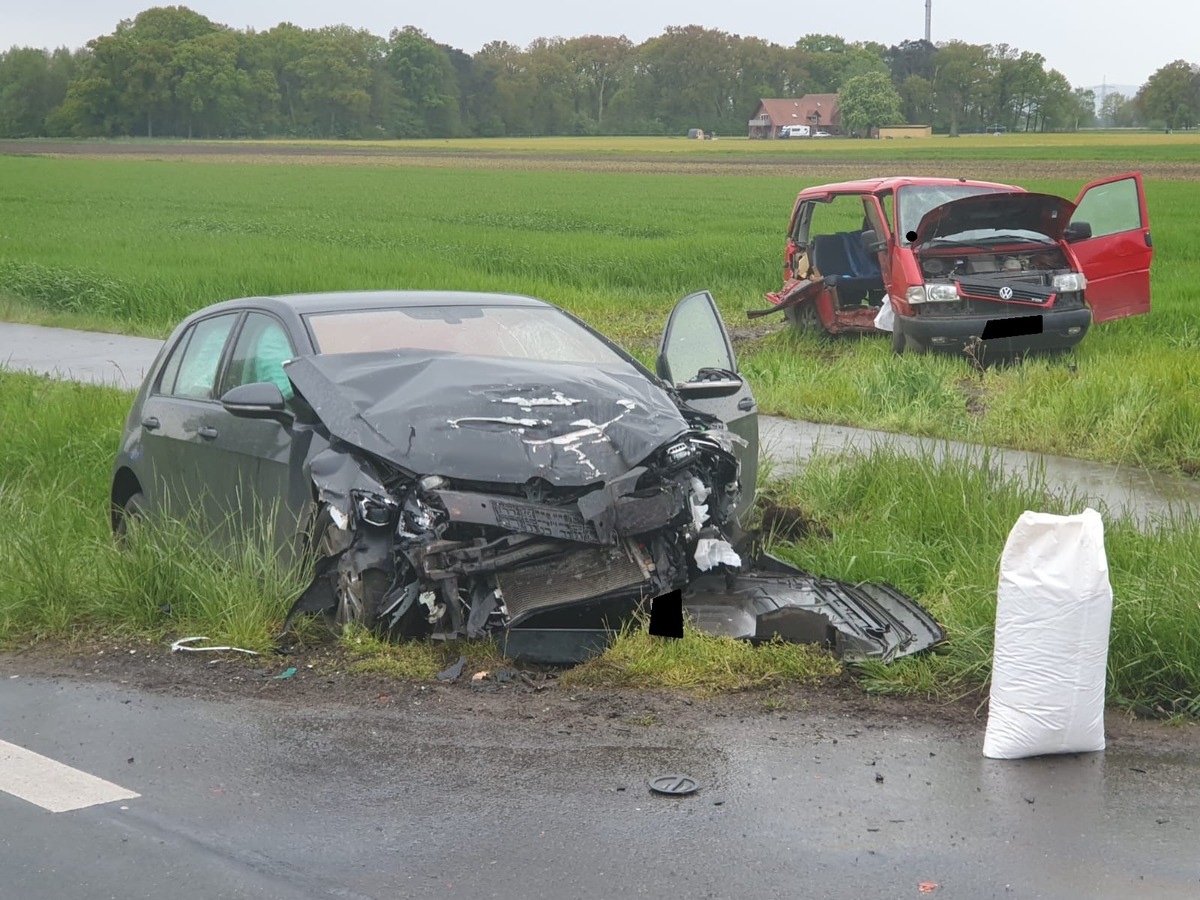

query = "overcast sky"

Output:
[[4, 0, 1185, 90]]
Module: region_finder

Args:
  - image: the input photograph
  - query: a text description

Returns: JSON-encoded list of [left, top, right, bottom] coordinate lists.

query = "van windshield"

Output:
[[896, 184, 1009, 245]]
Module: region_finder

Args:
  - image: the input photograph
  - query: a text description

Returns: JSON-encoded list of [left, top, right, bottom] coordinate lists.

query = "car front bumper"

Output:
[[899, 305, 1092, 352]]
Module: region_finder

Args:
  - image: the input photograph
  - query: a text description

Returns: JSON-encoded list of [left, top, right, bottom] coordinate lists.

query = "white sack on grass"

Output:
[[983, 508, 1113, 759]]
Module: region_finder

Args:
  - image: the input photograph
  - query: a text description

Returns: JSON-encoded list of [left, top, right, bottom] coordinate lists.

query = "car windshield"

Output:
[[304, 305, 629, 367], [896, 184, 1009, 245]]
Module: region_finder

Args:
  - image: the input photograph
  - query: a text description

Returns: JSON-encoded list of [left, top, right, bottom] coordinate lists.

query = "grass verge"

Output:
[[3, 368, 1198, 713], [760, 448, 1200, 715], [562, 615, 841, 693]]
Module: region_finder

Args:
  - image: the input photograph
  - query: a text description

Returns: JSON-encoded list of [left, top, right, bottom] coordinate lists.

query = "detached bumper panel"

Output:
[[681, 554, 944, 663]]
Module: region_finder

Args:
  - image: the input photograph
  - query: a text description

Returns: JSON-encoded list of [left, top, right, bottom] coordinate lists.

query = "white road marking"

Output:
[[0, 739, 140, 813]]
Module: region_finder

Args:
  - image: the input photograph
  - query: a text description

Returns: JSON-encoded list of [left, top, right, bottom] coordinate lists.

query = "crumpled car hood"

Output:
[[285, 350, 691, 486], [914, 191, 1075, 246]]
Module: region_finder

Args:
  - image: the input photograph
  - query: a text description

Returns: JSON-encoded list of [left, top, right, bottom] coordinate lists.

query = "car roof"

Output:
[[199, 290, 554, 319], [797, 176, 1023, 196], [192, 290, 554, 319]]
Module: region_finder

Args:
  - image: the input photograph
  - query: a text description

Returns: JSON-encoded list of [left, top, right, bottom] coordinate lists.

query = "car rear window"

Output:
[[304, 306, 628, 367]]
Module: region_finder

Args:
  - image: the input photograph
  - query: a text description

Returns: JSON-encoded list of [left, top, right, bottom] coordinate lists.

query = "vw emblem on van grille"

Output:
[[998, 286, 1014, 300]]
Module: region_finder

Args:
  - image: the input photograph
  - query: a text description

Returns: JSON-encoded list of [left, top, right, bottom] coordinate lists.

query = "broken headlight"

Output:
[[665, 440, 695, 464], [353, 492, 397, 527]]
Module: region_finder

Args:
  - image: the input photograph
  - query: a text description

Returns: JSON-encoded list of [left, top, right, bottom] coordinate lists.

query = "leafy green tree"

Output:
[[295, 26, 379, 136], [525, 38, 575, 134], [931, 41, 989, 135], [0, 48, 76, 136], [885, 39, 935, 86], [795, 33, 888, 92], [561, 34, 632, 130], [897, 74, 934, 124], [255, 23, 317, 133], [386, 27, 461, 137], [173, 31, 250, 137], [471, 41, 534, 135], [838, 70, 904, 134], [1100, 90, 1139, 127], [1137, 60, 1200, 129], [637, 26, 742, 133]]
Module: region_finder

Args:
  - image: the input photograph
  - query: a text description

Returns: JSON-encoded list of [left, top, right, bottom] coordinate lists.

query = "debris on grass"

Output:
[[171, 636, 260, 656]]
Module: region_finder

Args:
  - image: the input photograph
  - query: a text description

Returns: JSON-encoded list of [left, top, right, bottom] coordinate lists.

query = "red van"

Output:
[[756, 174, 1153, 354]]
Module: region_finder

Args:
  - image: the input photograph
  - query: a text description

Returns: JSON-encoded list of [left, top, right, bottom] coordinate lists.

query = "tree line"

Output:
[[0, 5, 1196, 140]]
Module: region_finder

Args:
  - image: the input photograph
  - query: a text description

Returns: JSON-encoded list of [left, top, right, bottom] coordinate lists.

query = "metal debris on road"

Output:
[[648, 775, 700, 797]]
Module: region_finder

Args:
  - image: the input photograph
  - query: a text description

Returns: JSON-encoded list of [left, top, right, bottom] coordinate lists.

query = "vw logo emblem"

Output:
[[998, 286, 1014, 300]]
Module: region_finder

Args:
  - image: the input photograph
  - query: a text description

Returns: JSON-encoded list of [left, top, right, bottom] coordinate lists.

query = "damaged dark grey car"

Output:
[[112, 291, 943, 663]]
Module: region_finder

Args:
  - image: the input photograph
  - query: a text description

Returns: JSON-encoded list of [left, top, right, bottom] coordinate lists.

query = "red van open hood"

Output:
[[913, 191, 1076, 246]]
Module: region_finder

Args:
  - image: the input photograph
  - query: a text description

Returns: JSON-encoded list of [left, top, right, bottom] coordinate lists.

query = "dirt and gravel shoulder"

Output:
[[3, 639, 1195, 756]]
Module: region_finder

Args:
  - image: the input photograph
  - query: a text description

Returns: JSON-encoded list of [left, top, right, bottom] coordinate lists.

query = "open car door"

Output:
[[657, 290, 758, 524], [1068, 172, 1153, 323]]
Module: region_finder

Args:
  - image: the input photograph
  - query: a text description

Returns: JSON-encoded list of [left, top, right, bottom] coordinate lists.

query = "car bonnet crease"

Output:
[[284, 350, 691, 485]]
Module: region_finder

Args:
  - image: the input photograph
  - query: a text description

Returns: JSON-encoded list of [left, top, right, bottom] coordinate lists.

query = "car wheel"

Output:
[[310, 506, 389, 630], [891, 323, 907, 355], [785, 300, 820, 331], [113, 491, 147, 544]]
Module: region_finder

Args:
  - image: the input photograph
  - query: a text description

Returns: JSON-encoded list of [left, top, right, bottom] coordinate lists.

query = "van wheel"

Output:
[[786, 300, 820, 331], [891, 324, 907, 355]]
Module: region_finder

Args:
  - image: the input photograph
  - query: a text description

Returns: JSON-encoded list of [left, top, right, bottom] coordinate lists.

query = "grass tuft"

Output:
[[562, 614, 842, 693]]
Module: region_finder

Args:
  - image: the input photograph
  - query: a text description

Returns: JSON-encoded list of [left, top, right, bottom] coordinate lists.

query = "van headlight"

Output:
[[1052, 273, 1087, 292], [906, 284, 958, 304]]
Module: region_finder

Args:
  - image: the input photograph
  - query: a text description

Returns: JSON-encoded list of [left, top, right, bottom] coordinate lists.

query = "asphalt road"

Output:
[[1, 672, 1198, 900], [4, 322, 1200, 525], [3, 322, 1200, 897]]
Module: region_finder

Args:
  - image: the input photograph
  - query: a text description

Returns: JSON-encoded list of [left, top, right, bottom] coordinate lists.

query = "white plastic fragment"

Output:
[[327, 505, 349, 531], [688, 477, 711, 530], [171, 637, 260, 656], [693, 538, 741, 572], [983, 508, 1113, 759], [873, 295, 895, 332]]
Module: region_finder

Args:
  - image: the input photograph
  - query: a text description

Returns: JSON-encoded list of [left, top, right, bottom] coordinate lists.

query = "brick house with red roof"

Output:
[[748, 95, 841, 138]]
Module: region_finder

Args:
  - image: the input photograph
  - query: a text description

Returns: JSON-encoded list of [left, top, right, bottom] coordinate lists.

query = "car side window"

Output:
[[155, 330, 192, 395], [169, 314, 238, 400], [863, 195, 890, 238], [223, 312, 296, 400]]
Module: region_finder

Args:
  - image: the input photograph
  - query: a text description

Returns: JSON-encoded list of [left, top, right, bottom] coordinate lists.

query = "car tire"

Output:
[[891, 323, 906, 355], [113, 491, 147, 543], [785, 300, 820, 331], [310, 506, 389, 630]]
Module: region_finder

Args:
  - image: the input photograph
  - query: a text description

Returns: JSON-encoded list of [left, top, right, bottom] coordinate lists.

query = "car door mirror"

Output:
[[675, 369, 745, 399], [1064, 221, 1092, 242], [656, 290, 737, 387], [220, 382, 291, 421], [860, 229, 887, 254]]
